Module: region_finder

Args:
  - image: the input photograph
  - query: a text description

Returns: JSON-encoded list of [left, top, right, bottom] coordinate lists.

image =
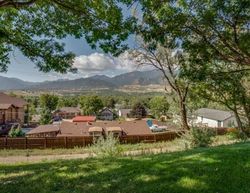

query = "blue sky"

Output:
[[0, 4, 144, 82], [0, 35, 139, 82]]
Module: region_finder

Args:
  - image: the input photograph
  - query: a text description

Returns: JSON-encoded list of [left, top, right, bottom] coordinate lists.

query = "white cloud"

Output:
[[45, 52, 153, 80], [72, 52, 140, 77], [73, 53, 117, 73]]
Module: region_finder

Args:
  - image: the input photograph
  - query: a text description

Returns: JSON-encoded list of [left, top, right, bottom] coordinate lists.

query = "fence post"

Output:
[[83, 137, 85, 147], [64, 137, 68, 148], [5, 136, 7, 148], [25, 137, 27, 149], [44, 137, 47, 148]]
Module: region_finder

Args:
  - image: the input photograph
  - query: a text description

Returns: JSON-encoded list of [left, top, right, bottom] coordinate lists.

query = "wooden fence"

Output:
[[0, 127, 228, 149], [0, 131, 183, 149]]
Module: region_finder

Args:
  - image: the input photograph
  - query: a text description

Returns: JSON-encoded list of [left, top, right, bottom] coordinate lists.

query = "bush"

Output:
[[8, 126, 25, 137], [90, 133, 123, 158], [227, 127, 250, 141], [181, 127, 216, 148]]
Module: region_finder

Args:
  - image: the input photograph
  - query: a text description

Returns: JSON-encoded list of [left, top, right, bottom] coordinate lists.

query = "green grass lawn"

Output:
[[0, 142, 249, 193]]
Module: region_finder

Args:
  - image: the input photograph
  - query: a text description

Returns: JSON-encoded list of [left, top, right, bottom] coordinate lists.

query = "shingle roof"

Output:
[[27, 125, 60, 134], [30, 120, 154, 136], [0, 92, 27, 107], [0, 104, 13, 109], [194, 108, 233, 121], [56, 107, 81, 113], [99, 107, 113, 113], [106, 127, 122, 132], [88, 126, 103, 132]]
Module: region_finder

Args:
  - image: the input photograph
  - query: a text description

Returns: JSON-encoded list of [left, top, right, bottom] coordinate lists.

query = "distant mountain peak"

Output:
[[0, 70, 164, 91]]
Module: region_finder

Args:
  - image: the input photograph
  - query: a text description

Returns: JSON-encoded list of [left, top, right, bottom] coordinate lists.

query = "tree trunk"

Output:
[[233, 109, 244, 132], [179, 100, 190, 130], [241, 98, 250, 127]]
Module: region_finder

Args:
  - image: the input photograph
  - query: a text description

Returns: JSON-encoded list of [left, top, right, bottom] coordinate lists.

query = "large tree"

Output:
[[130, 102, 147, 119], [149, 96, 170, 119], [80, 96, 104, 115], [129, 44, 190, 129], [129, 0, 250, 70], [0, 0, 134, 72]]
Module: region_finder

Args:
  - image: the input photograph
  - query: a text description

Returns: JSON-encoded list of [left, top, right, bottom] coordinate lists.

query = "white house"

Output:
[[98, 107, 114, 121], [118, 109, 132, 118], [193, 108, 237, 128]]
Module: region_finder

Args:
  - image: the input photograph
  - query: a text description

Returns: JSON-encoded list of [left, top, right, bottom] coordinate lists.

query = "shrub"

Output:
[[227, 127, 250, 141], [90, 133, 123, 158], [8, 126, 25, 137], [181, 127, 216, 148]]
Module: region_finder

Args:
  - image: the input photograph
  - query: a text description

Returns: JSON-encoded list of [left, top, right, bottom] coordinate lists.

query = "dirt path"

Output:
[[0, 153, 93, 164], [0, 146, 182, 165]]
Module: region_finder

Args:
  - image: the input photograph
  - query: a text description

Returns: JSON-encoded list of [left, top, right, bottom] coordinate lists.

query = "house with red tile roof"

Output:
[[0, 92, 27, 124]]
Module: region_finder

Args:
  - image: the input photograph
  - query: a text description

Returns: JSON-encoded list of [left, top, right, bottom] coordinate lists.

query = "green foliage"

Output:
[[57, 96, 79, 108], [0, 1, 134, 72], [130, 102, 147, 119], [80, 96, 104, 115], [8, 126, 25, 137], [39, 94, 59, 112], [103, 97, 116, 109], [182, 127, 216, 148], [39, 108, 52, 125], [149, 96, 170, 118], [135, 0, 250, 68], [90, 133, 122, 158]]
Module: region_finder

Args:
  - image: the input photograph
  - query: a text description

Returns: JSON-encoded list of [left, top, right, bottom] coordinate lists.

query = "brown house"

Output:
[[53, 107, 81, 119], [0, 93, 27, 125], [27, 124, 60, 137], [26, 120, 155, 137]]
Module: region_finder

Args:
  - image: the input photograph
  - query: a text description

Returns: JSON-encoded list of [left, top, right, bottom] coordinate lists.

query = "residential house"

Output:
[[26, 120, 162, 137], [0, 92, 27, 125], [53, 107, 81, 119], [118, 109, 132, 118], [98, 107, 114, 120], [193, 108, 237, 128], [27, 124, 60, 137]]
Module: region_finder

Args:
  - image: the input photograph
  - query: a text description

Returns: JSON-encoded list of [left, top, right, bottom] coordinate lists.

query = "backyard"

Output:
[[0, 142, 249, 193]]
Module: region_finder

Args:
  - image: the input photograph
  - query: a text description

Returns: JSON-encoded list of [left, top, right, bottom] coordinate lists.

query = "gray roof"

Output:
[[194, 108, 234, 121], [56, 107, 81, 113], [99, 107, 113, 113]]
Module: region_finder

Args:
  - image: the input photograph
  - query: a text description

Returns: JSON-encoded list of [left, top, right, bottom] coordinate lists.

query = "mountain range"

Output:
[[0, 70, 165, 91]]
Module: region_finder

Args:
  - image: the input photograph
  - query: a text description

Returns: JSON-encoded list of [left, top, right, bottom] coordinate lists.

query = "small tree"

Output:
[[40, 108, 52, 125], [80, 96, 104, 115], [40, 94, 59, 112], [104, 97, 116, 109], [149, 96, 170, 119], [130, 102, 147, 119], [90, 133, 122, 158]]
